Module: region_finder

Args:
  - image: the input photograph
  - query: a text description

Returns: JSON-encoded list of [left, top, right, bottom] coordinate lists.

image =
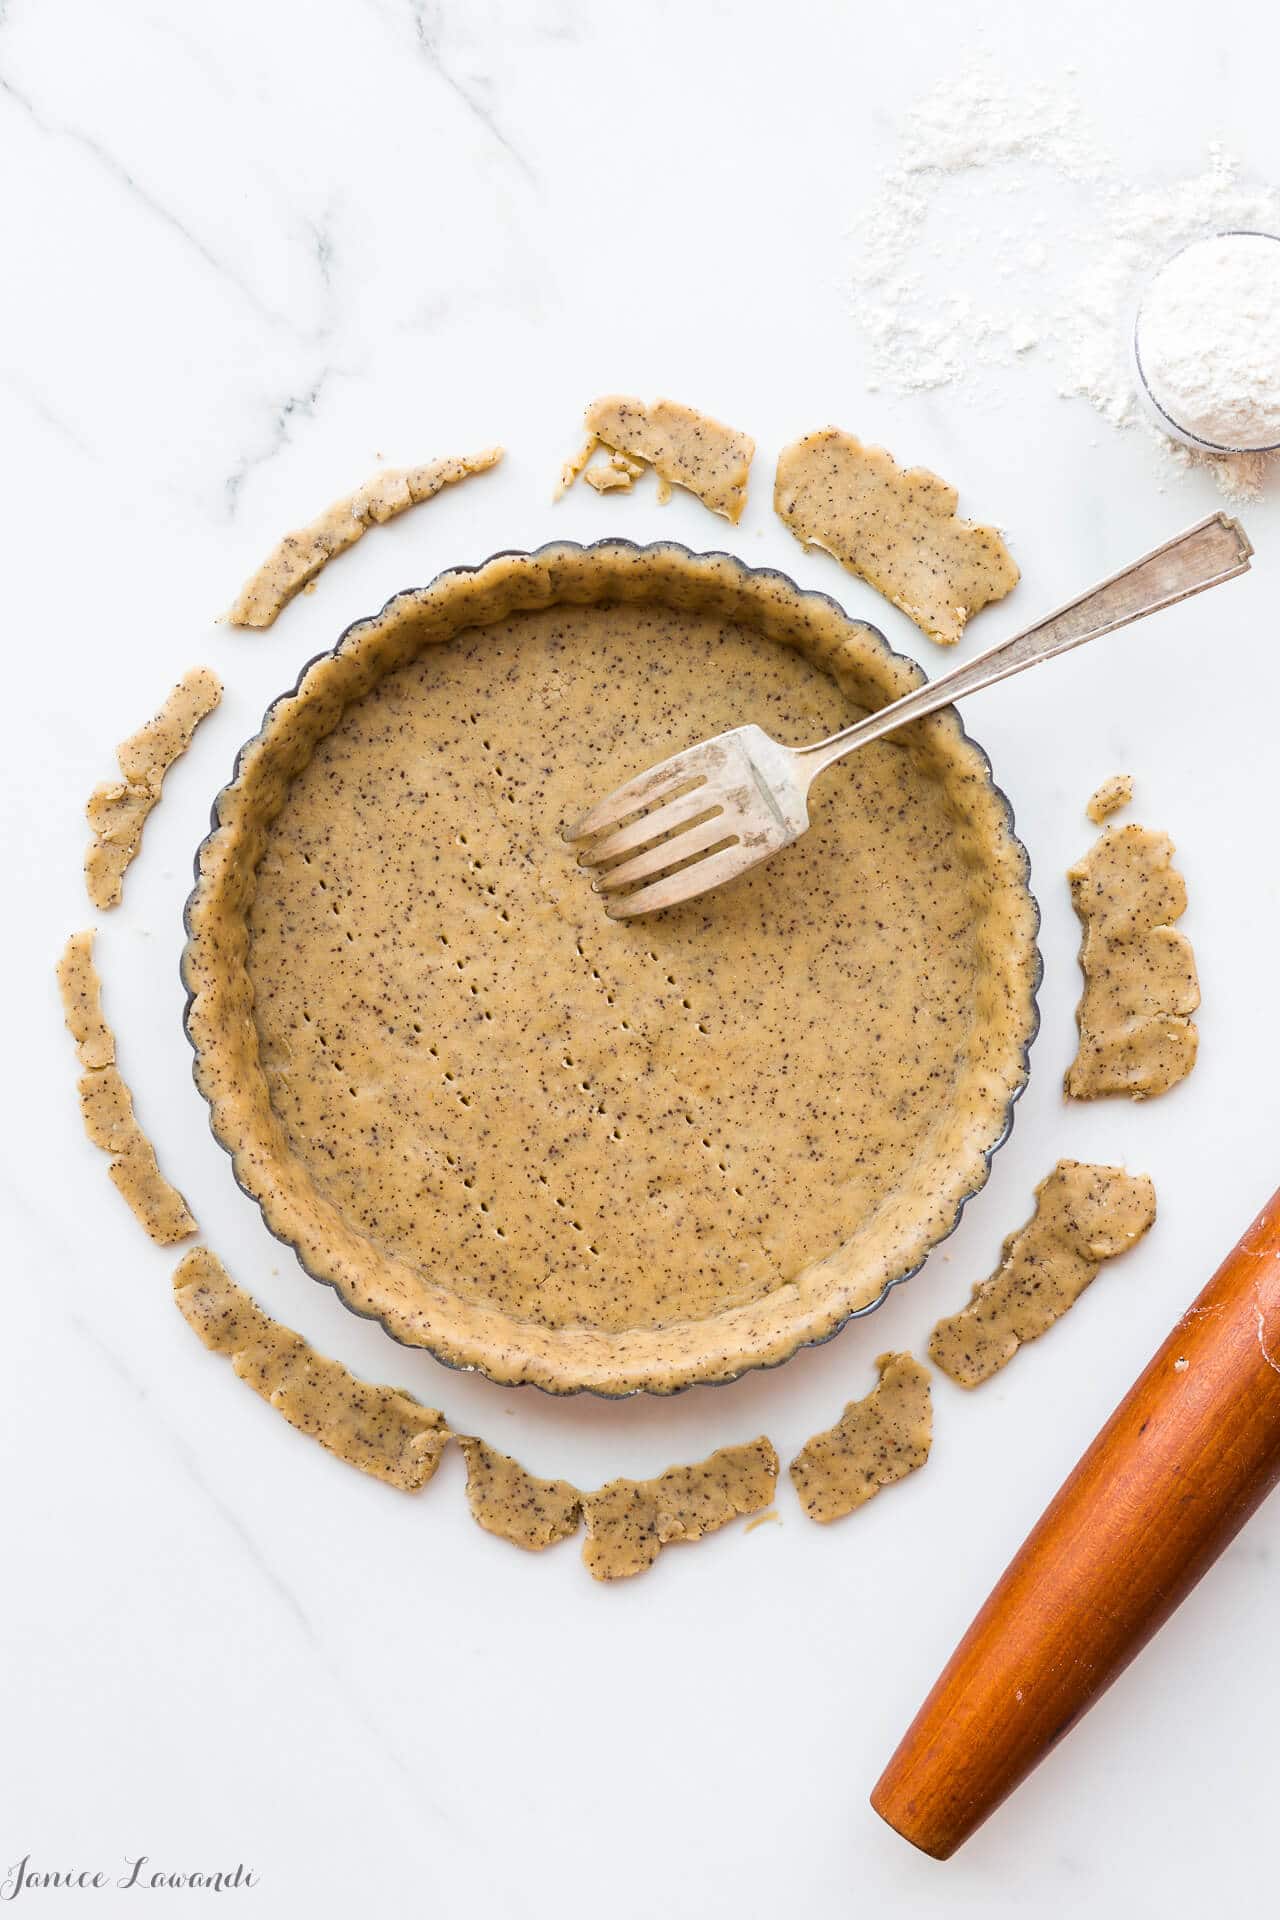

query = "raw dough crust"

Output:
[[77, 1065, 197, 1245], [555, 436, 599, 497], [59, 929, 197, 1244], [1086, 773, 1133, 824], [559, 396, 754, 522], [183, 544, 1039, 1395], [227, 450, 504, 629], [581, 1437, 778, 1581], [929, 1160, 1157, 1387], [774, 429, 1019, 645], [1066, 823, 1199, 1100], [56, 930, 115, 1070], [457, 1436, 582, 1551], [85, 667, 221, 909], [789, 1351, 932, 1524], [582, 450, 646, 494], [174, 1248, 450, 1490]]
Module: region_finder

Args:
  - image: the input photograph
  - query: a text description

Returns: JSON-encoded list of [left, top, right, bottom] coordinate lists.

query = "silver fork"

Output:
[[564, 513, 1252, 917]]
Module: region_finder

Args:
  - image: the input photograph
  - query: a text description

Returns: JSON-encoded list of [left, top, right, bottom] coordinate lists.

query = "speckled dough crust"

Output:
[[77, 1065, 197, 1245], [1066, 823, 1199, 1100], [581, 1438, 778, 1581], [174, 1249, 450, 1490], [583, 450, 646, 494], [1086, 773, 1133, 824], [227, 450, 504, 629], [558, 397, 754, 522], [59, 929, 197, 1244], [85, 668, 221, 909], [458, 1437, 582, 1551], [774, 429, 1019, 645], [56, 931, 115, 1070], [789, 1351, 932, 1524], [183, 544, 1039, 1395], [556, 436, 599, 497], [929, 1160, 1157, 1387]]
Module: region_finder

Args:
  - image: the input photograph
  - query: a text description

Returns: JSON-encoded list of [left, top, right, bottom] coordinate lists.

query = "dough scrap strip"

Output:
[[59, 930, 197, 1245], [174, 1248, 450, 1491], [458, 1436, 582, 1551], [789, 1351, 932, 1523], [227, 449, 504, 629], [173, 1254, 775, 1578], [1086, 773, 1133, 824], [558, 396, 754, 523], [75, 1064, 197, 1246], [581, 1438, 778, 1580], [84, 667, 222, 909], [774, 428, 1018, 645], [929, 1160, 1157, 1386], [1065, 823, 1199, 1100], [56, 930, 115, 1071]]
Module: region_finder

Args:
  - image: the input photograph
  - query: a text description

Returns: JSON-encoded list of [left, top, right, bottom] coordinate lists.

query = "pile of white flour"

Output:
[[848, 64, 1280, 500]]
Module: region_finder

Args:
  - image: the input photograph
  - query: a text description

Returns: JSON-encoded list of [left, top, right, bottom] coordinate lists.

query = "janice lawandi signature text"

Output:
[[2, 1857, 259, 1900]]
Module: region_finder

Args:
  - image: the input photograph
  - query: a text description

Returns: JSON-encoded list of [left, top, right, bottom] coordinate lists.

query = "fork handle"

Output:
[[797, 513, 1252, 779]]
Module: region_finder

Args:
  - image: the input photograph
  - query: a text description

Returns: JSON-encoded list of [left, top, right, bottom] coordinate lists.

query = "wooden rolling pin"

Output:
[[872, 1183, 1280, 1859]]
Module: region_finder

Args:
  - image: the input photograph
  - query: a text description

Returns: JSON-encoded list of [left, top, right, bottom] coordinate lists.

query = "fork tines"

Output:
[[563, 740, 745, 918]]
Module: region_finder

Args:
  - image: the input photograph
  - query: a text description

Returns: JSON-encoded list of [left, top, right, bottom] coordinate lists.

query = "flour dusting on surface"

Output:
[[847, 63, 1280, 500]]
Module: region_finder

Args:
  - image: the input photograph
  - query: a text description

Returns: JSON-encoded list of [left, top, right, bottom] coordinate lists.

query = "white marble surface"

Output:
[[3, 0, 1279, 1912]]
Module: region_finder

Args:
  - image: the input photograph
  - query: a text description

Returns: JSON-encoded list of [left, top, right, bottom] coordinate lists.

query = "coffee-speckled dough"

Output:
[[790, 1351, 932, 1523], [582, 449, 646, 494], [77, 1065, 197, 1245], [774, 429, 1019, 645], [929, 1160, 1157, 1387], [558, 397, 754, 522], [1086, 774, 1133, 824], [227, 450, 503, 629], [85, 667, 221, 909], [581, 1437, 778, 1580], [1066, 824, 1199, 1100], [184, 546, 1038, 1394], [556, 436, 599, 497], [60, 929, 197, 1244], [174, 1248, 450, 1489], [458, 1436, 582, 1551], [56, 931, 115, 1070]]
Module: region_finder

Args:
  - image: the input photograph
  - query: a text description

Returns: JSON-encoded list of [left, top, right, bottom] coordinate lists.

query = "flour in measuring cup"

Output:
[[1137, 233, 1280, 452]]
